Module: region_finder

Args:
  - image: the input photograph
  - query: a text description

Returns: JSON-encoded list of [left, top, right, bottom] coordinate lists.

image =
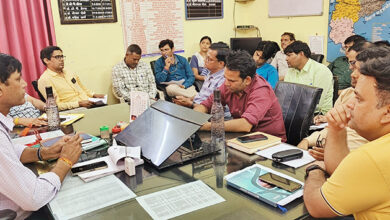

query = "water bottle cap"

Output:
[[100, 126, 109, 131], [213, 89, 221, 101], [45, 86, 53, 96]]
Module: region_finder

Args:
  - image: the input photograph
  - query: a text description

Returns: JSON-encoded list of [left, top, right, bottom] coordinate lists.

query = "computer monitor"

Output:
[[230, 37, 262, 56]]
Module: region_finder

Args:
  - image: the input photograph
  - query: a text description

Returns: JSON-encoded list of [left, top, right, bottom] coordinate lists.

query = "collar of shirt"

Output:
[[0, 113, 15, 132], [300, 58, 315, 74], [207, 68, 224, 81], [46, 68, 67, 77], [120, 60, 138, 71], [242, 74, 259, 95]]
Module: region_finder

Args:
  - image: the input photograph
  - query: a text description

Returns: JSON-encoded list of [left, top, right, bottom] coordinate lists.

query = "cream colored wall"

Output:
[[51, 0, 329, 104]]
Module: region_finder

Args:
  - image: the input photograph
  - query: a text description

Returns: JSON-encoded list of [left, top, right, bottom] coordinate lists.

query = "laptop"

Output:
[[115, 100, 219, 170]]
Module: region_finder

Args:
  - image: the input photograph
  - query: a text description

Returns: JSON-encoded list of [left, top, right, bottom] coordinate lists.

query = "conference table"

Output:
[[41, 103, 313, 219]]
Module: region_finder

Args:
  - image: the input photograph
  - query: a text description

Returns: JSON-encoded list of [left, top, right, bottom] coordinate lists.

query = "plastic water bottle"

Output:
[[45, 86, 60, 131], [211, 89, 225, 151]]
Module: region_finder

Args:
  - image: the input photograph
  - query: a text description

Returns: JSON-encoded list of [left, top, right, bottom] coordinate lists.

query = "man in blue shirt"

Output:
[[154, 39, 196, 98], [253, 41, 279, 89], [173, 42, 230, 117]]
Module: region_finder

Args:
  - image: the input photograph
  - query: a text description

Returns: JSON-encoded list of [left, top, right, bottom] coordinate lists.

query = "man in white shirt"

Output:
[[0, 53, 82, 219], [271, 32, 296, 80]]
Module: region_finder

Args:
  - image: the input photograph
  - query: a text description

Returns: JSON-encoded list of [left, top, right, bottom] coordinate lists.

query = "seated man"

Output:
[[297, 41, 371, 162], [328, 35, 365, 94], [38, 46, 105, 111], [112, 44, 157, 102], [284, 41, 333, 114], [271, 32, 295, 80], [0, 53, 82, 219], [173, 42, 228, 110], [8, 93, 47, 127], [253, 41, 279, 89], [194, 50, 286, 141], [154, 39, 196, 98], [304, 46, 390, 219]]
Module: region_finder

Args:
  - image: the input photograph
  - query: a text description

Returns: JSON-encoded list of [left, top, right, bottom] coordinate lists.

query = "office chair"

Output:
[[310, 53, 324, 63], [32, 80, 46, 102], [274, 82, 323, 146], [333, 75, 339, 105], [150, 60, 171, 101]]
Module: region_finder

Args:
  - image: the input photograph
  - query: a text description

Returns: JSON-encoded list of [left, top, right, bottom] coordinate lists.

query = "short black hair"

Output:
[[209, 41, 229, 65], [256, 41, 280, 60], [200, 36, 212, 44], [344, 35, 366, 45], [126, 44, 142, 55], [0, 53, 22, 84], [226, 50, 256, 79], [284, 41, 311, 58], [40, 46, 62, 66], [159, 39, 174, 49], [357, 46, 390, 108], [348, 41, 371, 53], [374, 40, 390, 47], [281, 32, 296, 41]]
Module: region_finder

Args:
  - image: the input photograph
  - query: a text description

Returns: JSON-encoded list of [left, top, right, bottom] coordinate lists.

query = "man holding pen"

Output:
[[0, 53, 82, 219]]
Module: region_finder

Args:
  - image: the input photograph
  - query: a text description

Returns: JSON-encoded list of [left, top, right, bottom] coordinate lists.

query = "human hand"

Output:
[[308, 146, 324, 161], [164, 57, 173, 69], [179, 85, 185, 89], [40, 135, 71, 160], [59, 134, 83, 165], [325, 104, 352, 131], [93, 94, 105, 98], [78, 100, 95, 108], [313, 115, 327, 125], [297, 139, 310, 150], [18, 118, 48, 127], [172, 96, 192, 107]]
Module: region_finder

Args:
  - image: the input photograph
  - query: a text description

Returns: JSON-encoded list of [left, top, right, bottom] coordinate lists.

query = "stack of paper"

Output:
[[40, 113, 84, 126], [49, 174, 136, 219], [74, 146, 143, 182], [88, 95, 107, 106]]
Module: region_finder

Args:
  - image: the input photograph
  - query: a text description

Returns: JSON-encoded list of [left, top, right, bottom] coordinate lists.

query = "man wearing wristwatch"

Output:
[[303, 46, 390, 220], [0, 54, 83, 219]]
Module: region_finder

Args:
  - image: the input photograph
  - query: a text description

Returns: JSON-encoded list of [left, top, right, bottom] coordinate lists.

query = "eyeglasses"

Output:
[[52, 55, 66, 60], [349, 60, 356, 66], [316, 134, 326, 148]]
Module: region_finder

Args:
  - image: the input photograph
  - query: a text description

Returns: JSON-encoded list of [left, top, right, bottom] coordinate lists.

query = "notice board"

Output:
[[185, 0, 223, 20], [269, 0, 323, 17], [58, 0, 117, 24]]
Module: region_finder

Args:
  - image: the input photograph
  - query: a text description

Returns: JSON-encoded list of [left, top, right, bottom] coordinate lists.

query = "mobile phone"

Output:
[[259, 173, 302, 192], [272, 149, 303, 162], [71, 161, 108, 176], [237, 134, 268, 143]]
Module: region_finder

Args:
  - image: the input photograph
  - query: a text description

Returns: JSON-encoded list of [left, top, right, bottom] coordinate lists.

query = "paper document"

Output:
[[49, 174, 136, 219], [309, 35, 324, 55], [88, 95, 107, 105], [130, 91, 149, 122], [75, 146, 143, 182], [136, 180, 225, 220], [160, 79, 185, 86], [256, 143, 315, 168], [12, 130, 64, 145], [310, 123, 328, 130]]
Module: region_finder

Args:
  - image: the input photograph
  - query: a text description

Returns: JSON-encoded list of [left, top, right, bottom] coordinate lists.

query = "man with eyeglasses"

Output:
[[328, 35, 366, 95], [38, 46, 105, 111], [173, 42, 230, 118], [112, 44, 157, 102], [297, 41, 370, 167]]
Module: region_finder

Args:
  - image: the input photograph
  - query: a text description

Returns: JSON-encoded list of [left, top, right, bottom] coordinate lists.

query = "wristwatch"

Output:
[[304, 164, 329, 180]]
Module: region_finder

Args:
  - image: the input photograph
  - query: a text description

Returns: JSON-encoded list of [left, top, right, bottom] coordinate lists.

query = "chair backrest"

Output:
[[274, 82, 323, 146], [150, 60, 156, 76], [333, 75, 339, 105], [310, 53, 324, 63], [31, 80, 46, 102]]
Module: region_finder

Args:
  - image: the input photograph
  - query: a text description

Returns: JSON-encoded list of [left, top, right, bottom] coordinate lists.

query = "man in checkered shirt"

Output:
[[112, 44, 157, 102]]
